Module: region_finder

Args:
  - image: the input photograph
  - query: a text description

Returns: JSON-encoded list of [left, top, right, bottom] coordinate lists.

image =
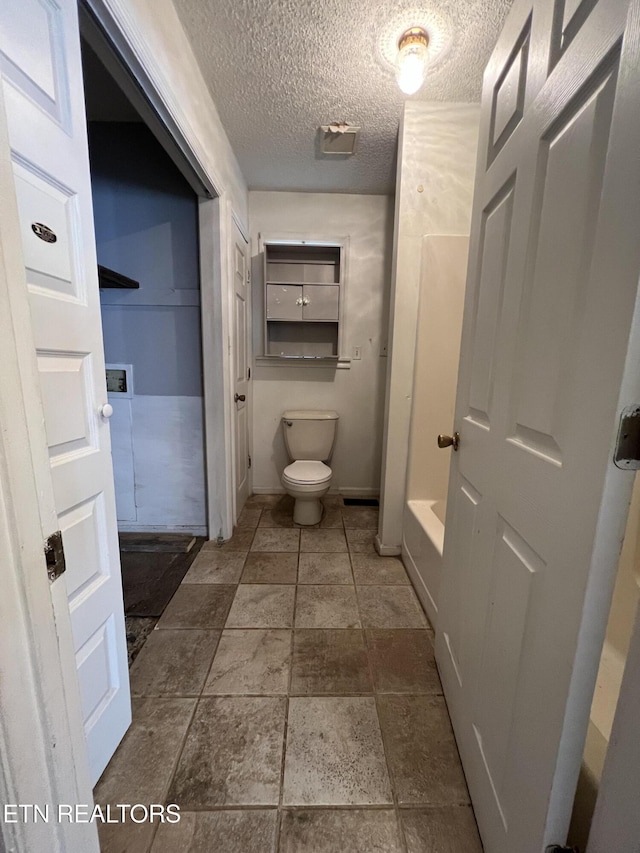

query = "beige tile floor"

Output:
[[95, 495, 483, 852]]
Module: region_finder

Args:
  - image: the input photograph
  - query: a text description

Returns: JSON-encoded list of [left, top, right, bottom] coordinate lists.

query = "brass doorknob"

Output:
[[437, 432, 460, 451]]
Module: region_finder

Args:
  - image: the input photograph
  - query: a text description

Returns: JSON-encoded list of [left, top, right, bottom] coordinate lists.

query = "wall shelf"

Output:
[[263, 242, 344, 359]]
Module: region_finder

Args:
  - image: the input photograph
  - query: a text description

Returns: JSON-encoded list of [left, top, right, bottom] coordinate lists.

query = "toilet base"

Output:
[[293, 496, 323, 525]]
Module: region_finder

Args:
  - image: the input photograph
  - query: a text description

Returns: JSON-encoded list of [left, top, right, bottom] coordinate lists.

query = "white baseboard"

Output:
[[117, 523, 208, 536], [375, 533, 401, 556], [338, 487, 380, 498]]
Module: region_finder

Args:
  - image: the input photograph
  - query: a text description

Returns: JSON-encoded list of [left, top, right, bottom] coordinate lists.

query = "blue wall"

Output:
[[90, 122, 206, 531], [90, 122, 202, 397]]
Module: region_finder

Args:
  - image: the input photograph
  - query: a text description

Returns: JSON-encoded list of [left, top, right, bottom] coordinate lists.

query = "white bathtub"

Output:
[[402, 499, 446, 628]]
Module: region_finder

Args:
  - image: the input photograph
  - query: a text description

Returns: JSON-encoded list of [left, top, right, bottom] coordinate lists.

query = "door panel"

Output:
[[266, 284, 302, 319], [468, 179, 515, 426], [302, 284, 339, 320], [0, 0, 130, 784], [436, 0, 640, 849]]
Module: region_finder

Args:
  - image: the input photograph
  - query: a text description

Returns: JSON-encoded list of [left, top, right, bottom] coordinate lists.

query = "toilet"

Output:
[[281, 410, 339, 525]]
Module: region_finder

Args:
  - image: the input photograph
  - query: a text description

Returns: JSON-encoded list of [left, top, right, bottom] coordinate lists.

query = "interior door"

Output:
[[435, 0, 640, 850], [233, 221, 250, 512], [0, 0, 130, 784]]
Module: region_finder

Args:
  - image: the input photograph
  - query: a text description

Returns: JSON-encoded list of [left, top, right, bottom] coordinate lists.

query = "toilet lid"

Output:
[[283, 460, 332, 484]]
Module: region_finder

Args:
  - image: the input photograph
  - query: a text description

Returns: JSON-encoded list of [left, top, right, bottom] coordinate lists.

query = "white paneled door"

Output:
[[436, 0, 640, 853], [436, 0, 640, 850], [233, 221, 250, 512], [0, 0, 130, 783]]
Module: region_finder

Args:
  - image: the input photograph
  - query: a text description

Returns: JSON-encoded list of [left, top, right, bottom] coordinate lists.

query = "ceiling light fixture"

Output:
[[396, 27, 430, 95]]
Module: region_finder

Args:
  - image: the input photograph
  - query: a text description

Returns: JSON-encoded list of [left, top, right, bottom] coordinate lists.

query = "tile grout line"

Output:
[[351, 541, 409, 853], [275, 539, 301, 852], [156, 515, 256, 843], [145, 695, 199, 853]]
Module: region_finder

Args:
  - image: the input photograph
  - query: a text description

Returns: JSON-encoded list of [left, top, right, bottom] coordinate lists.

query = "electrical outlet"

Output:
[[353, 346, 362, 360]]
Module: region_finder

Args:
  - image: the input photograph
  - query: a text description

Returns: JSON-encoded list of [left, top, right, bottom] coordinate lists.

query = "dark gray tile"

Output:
[[181, 550, 246, 584], [130, 629, 220, 696], [352, 555, 410, 585], [297, 552, 352, 584], [258, 496, 296, 528], [203, 629, 291, 695], [237, 506, 263, 528], [300, 529, 348, 552], [168, 697, 286, 807], [258, 509, 295, 528], [345, 529, 377, 554], [341, 506, 379, 529], [95, 698, 195, 803], [98, 822, 153, 853], [226, 584, 295, 628], [245, 494, 282, 508], [319, 506, 344, 528], [283, 697, 392, 805], [95, 698, 195, 853], [279, 810, 402, 853], [377, 696, 470, 805], [252, 528, 300, 552], [321, 494, 344, 508], [401, 806, 483, 852], [241, 552, 298, 584], [157, 585, 235, 629], [204, 529, 255, 551], [357, 586, 428, 628], [152, 810, 278, 853], [291, 630, 372, 694], [366, 630, 441, 694], [295, 585, 360, 628]]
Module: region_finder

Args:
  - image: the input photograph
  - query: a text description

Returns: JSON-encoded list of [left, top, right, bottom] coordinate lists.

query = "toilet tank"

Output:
[[282, 410, 339, 461]]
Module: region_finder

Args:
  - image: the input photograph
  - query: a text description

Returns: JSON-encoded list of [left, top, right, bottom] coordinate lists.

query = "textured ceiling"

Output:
[[173, 0, 513, 194]]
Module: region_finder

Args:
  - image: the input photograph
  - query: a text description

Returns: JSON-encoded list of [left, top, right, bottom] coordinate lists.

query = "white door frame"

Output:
[[0, 2, 245, 848], [0, 79, 99, 853], [82, 0, 248, 539]]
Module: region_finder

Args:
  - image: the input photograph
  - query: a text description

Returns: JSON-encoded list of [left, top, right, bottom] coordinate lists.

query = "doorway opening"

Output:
[[79, 33, 208, 663]]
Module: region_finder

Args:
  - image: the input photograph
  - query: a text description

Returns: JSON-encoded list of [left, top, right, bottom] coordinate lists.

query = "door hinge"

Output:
[[247, 367, 251, 380], [546, 846, 580, 853], [247, 269, 251, 283], [248, 454, 252, 469], [614, 405, 640, 469], [45, 530, 66, 582]]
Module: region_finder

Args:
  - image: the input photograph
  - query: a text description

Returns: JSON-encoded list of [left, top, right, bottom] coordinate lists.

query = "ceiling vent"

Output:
[[320, 124, 360, 155]]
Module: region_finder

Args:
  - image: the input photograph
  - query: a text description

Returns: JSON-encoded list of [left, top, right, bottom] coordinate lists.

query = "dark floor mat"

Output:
[[121, 538, 204, 618], [119, 532, 196, 553]]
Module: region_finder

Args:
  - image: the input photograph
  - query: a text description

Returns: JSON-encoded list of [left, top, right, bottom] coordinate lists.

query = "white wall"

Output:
[[407, 235, 469, 507], [249, 191, 393, 495], [378, 102, 480, 552]]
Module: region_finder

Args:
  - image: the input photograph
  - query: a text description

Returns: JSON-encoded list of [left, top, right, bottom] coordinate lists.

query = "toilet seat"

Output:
[[283, 460, 332, 485]]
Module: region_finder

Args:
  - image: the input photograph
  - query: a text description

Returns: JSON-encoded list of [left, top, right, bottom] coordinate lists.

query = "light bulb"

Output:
[[396, 28, 429, 95]]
